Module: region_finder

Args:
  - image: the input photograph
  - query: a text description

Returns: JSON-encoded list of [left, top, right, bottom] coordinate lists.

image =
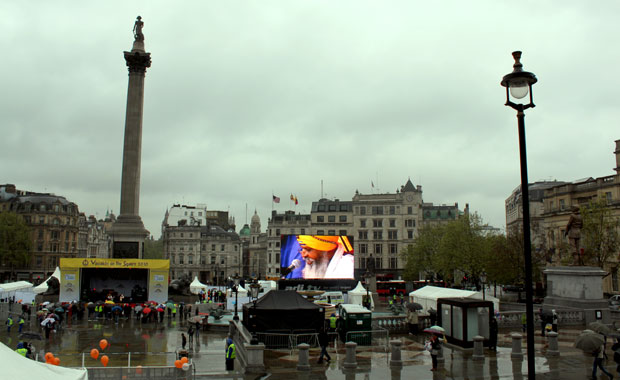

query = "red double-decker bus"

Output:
[[376, 280, 407, 296]]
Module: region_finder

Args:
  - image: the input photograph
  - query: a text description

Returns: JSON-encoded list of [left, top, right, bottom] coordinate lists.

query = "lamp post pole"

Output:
[[501, 51, 537, 380], [233, 274, 240, 321], [480, 272, 487, 300]]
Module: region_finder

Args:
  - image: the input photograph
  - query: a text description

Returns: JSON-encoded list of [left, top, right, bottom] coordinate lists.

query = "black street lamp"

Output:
[[480, 271, 487, 300], [249, 280, 261, 344], [501, 50, 538, 380], [232, 274, 241, 321]]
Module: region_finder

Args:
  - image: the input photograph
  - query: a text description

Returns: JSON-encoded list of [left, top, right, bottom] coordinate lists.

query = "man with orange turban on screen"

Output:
[[297, 235, 354, 279]]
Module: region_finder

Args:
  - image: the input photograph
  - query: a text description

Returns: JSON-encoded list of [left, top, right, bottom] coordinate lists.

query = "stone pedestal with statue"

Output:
[[543, 266, 609, 325]]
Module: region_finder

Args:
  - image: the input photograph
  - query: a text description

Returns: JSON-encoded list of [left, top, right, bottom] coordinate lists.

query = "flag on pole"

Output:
[[371, 181, 374, 188], [294, 196, 298, 205], [272, 195, 280, 203], [290, 194, 295, 201]]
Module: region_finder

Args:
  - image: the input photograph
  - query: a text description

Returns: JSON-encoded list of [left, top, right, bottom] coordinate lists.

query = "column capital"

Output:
[[124, 51, 151, 74]]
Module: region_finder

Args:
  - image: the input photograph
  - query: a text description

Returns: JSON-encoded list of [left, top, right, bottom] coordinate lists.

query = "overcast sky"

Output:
[[2, 1, 619, 239]]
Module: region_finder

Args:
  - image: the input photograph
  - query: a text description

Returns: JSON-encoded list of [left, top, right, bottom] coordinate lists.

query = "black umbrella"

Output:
[[19, 332, 43, 340], [575, 330, 605, 354], [589, 322, 614, 336], [407, 302, 423, 311]]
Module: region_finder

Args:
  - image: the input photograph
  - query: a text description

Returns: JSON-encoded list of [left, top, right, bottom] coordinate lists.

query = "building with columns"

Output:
[[505, 139, 620, 294]]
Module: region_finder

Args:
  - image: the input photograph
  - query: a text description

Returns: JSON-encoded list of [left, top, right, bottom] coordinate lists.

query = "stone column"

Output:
[[343, 342, 357, 369], [473, 335, 485, 360], [546, 331, 559, 356], [111, 17, 151, 259], [297, 343, 311, 371], [511, 333, 523, 359], [389, 340, 402, 368]]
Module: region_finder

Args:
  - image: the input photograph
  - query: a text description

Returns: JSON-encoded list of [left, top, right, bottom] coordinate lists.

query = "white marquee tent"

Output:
[[189, 277, 208, 295], [0, 281, 33, 294], [409, 286, 500, 313], [346, 281, 375, 310], [33, 267, 61, 295], [0, 342, 88, 380]]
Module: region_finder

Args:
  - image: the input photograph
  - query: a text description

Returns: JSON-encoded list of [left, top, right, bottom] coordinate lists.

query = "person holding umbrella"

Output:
[[429, 334, 442, 371], [593, 342, 613, 379]]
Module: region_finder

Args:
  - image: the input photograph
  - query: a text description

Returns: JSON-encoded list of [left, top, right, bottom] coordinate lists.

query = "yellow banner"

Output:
[[60, 258, 170, 270]]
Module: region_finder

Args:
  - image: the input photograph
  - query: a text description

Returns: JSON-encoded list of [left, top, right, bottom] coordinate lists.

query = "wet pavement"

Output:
[[0, 306, 615, 379]]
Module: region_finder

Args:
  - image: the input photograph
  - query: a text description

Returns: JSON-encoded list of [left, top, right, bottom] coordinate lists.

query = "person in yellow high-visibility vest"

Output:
[[225, 337, 236, 370], [18, 316, 25, 333], [6, 316, 13, 333], [15, 342, 28, 357]]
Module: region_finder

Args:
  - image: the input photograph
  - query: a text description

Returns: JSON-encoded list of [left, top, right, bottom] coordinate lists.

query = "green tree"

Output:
[[143, 237, 164, 259], [0, 211, 32, 281], [402, 213, 499, 286], [581, 199, 620, 268]]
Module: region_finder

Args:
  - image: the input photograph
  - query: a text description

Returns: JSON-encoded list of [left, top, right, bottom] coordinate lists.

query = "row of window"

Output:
[[359, 257, 398, 269], [25, 215, 76, 226], [358, 230, 415, 240], [168, 244, 239, 252], [356, 205, 415, 215], [36, 242, 76, 252], [358, 243, 400, 255], [169, 254, 239, 266], [38, 229, 77, 241]]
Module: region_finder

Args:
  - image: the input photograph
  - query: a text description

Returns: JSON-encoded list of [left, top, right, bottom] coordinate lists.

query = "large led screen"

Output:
[[280, 235, 354, 279]]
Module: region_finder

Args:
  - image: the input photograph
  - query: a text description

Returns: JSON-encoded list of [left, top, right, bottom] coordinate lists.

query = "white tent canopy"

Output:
[[0, 281, 33, 293], [0, 342, 88, 380], [33, 267, 61, 295], [347, 281, 375, 310], [189, 277, 208, 295], [226, 284, 248, 297], [409, 285, 500, 313]]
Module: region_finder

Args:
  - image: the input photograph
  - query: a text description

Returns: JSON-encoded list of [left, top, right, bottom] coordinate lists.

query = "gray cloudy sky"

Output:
[[2, 1, 619, 238]]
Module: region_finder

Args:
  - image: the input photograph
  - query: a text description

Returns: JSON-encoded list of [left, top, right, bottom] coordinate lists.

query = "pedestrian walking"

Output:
[[6, 315, 13, 333], [317, 327, 331, 364], [225, 337, 236, 370], [592, 343, 613, 379], [551, 309, 558, 333], [188, 325, 195, 348], [18, 315, 25, 333], [521, 313, 526, 333], [428, 334, 442, 371], [489, 317, 498, 351], [181, 333, 187, 350]]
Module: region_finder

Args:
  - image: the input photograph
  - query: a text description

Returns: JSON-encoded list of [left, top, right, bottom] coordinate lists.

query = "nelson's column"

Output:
[[110, 16, 151, 258]]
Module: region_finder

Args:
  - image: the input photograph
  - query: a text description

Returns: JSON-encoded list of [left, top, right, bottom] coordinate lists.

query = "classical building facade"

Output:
[[0, 184, 81, 282], [263, 179, 462, 281], [265, 210, 312, 280], [162, 205, 242, 284], [505, 139, 620, 294]]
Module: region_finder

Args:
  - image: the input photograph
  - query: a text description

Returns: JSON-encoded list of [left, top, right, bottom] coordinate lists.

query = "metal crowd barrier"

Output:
[[84, 365, 194, 380]]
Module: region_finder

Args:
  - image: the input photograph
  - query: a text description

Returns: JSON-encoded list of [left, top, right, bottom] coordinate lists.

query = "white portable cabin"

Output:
[[409, 285, 499, 313]]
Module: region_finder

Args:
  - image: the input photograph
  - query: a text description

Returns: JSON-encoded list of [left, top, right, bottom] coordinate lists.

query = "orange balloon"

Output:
[[53, 357, 60, 366], [90, 348, 99, 359], [99, 339, 108, 350], [101, 355, 109, 367], [45, 352, 54, 362], [180, 357, 188, 364], [174, 360, 182, 369], [135, 365, 143, 375]]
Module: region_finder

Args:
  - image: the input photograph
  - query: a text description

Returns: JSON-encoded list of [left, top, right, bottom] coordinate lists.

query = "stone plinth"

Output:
[[543, 266, 609, 324]]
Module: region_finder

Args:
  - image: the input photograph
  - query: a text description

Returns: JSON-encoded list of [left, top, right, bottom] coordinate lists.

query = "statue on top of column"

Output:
[[564, 206, 583, 265], [133, 16, 144, 41]]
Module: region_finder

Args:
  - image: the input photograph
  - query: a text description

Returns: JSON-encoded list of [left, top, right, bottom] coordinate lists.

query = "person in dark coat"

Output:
[[181, 333, 187, 349], [430, 334, 441, 371], [489, 318, 498, 351], [317, 327, 331, 364]]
